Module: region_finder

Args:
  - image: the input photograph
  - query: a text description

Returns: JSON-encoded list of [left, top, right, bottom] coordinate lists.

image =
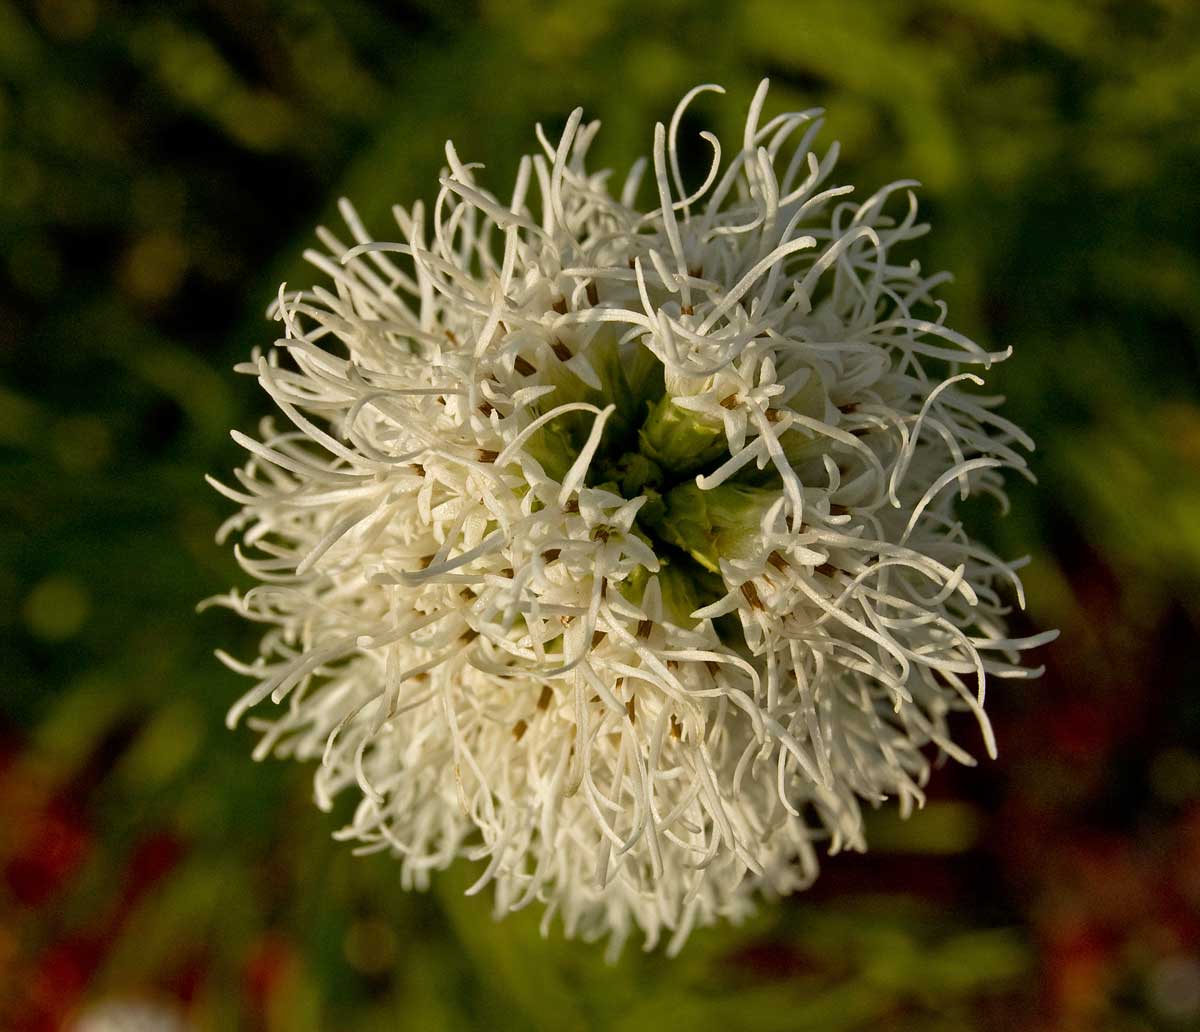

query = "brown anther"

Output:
[[478, 401, 494, 417], [514, 355, 537, 376], [768, 551, 790, 572], [541, 548, 561, 563], [551, 297, 568, 314], [436, 395, 446, 406], [626, 697, 636, 724], [720, 394, 739, 409], [741, 580, 765, 610], [665, 659, 678, 671], [537, 684, 554, 710], [591, 630, 607, 648], [460, 629, 479, 644], [586, 282, 599, 306], [592, 526, 610, 543], [512, 719, 528, 741], [670, 715, 683, 739], [551, 338, 572, 362], [816, 562, 838, 578], [559, 614, 572, 626], [680, 304, 694, 316], [445, 329, 458, 344], [636, 618, 653, 640], [412, 463, 425, 477], [477, 448, 499, 463], [564, 499, 579, 514], [765, 408, 784, 423]]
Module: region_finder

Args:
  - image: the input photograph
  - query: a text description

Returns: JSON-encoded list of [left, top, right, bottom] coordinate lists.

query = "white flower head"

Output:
[[208, 81, 1056, 959]]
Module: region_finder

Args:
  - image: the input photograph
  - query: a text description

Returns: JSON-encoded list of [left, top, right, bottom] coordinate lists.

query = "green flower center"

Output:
[[527, 334, 784, 627]]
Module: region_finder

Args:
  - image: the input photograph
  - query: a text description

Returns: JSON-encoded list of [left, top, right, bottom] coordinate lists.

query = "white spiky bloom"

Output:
[[208, 81, 1055, 959]]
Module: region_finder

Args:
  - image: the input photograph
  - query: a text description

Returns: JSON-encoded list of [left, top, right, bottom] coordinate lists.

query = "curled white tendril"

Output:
[[206, 80, 1056, 959]]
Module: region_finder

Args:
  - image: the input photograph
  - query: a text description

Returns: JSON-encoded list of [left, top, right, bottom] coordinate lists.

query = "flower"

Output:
[[68, 997, 189, 1032], [207, 80, 1056, 958]]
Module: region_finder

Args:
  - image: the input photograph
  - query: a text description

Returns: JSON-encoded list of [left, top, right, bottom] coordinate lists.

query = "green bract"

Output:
[[638, 394, 728, 474], [649, 482, 781, 574]]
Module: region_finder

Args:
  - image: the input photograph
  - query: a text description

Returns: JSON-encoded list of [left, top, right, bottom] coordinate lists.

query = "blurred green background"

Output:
[[2, 1, 1199, 1029]]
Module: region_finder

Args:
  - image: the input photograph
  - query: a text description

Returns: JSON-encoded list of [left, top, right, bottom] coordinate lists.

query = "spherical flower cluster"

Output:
[[208, 81, 1055, 958]]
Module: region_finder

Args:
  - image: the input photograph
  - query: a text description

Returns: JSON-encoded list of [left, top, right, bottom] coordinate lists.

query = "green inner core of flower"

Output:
[[527, 336, 784, 629]]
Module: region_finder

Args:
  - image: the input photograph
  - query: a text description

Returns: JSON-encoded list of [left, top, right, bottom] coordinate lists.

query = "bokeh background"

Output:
[[3, 1, 1199, 1029]]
